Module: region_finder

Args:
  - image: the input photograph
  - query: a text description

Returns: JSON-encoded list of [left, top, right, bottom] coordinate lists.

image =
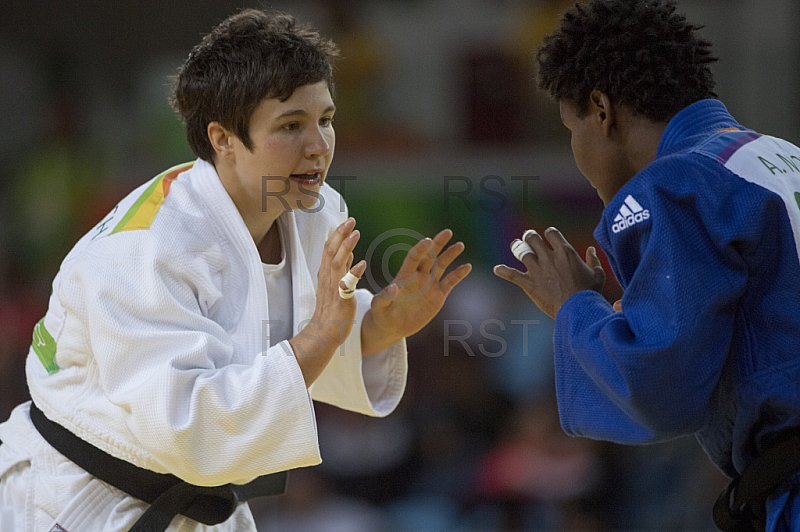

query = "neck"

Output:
[[624, 118, 667, 176], [257, 222, 283, 264], [601, 114, 668, 204], [213, 159, 281, 244], [240, 205, 280, 245]]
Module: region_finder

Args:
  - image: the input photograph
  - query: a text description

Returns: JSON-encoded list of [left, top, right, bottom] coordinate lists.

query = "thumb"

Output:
[[351, 259, 367, 278], [586, 246, 602, 269], [372, 283, 398, 312]]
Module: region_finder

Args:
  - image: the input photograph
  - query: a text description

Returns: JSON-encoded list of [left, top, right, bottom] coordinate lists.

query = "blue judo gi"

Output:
[[554, 99, 800, 530]]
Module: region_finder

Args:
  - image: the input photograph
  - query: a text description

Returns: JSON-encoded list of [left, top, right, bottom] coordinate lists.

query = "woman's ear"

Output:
[[589, 90, 616, 138], [207, 122, 236, 160]]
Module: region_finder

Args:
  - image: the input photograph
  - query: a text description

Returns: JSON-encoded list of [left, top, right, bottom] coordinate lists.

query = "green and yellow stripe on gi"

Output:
[[111, 161, 194, 234]]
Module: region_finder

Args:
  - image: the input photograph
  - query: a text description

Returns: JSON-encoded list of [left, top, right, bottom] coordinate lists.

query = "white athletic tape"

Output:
[[338, 271, 360, 299], [511, 239, 533, 262], [341, 271, 359, 289]]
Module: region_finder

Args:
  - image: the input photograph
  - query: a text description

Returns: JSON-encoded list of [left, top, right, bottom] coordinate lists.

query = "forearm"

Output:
[[360, 310, 404, 357], [288, 332, 340, 387], [555, 289, 728, 439]]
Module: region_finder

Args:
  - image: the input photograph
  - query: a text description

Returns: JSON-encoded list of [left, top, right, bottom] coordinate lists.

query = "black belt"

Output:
[[713, 426, 800, 532], [30, 402, 287, 531]]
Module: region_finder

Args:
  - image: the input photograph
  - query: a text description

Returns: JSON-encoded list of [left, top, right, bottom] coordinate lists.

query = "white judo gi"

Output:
[[0, 158, 407, 531]]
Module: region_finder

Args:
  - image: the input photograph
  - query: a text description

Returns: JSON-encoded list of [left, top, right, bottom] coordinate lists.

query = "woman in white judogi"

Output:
[[0, 10, 471, 531]]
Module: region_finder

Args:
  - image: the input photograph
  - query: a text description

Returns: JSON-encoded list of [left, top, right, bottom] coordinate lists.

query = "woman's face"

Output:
[[222, 80, 337, 217]]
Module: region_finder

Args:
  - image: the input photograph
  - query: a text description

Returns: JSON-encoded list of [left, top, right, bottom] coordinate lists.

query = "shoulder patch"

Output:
[[694, 130, 761, 165], [111, 162, 193, 234]]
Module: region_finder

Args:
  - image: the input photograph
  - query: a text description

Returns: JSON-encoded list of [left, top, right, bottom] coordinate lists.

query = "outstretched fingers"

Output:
[[324, 218, 356, 260], [321, 218, 363, 297], [395, 238, 431, 279], [439, 263, 472, 296], [492, 264, 528, 288], [544, 226, 571, 249], [523, 229, 548, 256], [430, 228, 454, 254], [396, 229, 454, 278], [332, 228, 360, 272], [435, 241, 466, 281]]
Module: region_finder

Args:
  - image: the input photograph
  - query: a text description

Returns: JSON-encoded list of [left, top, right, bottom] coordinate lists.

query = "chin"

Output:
[[293, 192, 323, 212]]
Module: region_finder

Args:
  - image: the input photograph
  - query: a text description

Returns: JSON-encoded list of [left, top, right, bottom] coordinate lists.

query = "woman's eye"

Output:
[[320, 117, 334, 127], [283, 122, 300, 131]]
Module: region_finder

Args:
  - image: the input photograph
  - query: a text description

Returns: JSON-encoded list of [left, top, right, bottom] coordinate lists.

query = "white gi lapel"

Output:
[[190, 159, 271, 359], [279, 211, 317, 337]]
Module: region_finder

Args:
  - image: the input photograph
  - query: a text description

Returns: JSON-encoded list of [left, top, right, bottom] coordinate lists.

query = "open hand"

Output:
[[290, 217, 365, 384], [493, 227, 605, 320], [362, 229, 472, 353]]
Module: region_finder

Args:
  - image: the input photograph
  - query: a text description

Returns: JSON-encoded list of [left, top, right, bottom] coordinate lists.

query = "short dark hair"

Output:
[[171, 10, 339, 162], [537, 0, 718, 121]]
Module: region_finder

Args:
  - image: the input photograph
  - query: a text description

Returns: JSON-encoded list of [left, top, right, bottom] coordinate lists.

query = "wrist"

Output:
[[288, 331, 337, 361], [361, 310, 403, 357], [311, 313, 349, 354], [289, 324, 341, 387]]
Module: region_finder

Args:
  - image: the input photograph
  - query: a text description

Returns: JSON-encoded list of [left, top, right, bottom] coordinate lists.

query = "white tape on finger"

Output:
[[511, 239, 533, 262], [339, 271, 360, 299]]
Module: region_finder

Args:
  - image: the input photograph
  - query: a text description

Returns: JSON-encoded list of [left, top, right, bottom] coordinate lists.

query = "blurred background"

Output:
[[1, 0, 799, 530]]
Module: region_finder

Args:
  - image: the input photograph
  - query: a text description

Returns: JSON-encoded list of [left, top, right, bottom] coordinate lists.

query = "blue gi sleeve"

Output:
[[553, 160, 752, 444]]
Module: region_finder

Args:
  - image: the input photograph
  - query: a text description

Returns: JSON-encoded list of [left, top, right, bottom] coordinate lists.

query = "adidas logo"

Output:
[[611, 195, 650, 233]]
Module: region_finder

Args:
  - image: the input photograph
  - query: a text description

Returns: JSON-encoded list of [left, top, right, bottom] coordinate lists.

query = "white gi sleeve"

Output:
[[309, 288, 407, 417], [64, 232, 321, 487]]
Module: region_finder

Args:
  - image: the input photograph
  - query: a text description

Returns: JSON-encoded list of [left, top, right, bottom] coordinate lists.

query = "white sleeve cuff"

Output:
[[309, 289, 407, 417]]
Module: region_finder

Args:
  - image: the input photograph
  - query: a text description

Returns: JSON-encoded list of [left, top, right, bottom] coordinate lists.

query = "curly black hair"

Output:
[[171, 10, 339, 162], [537, 0, 718, 121]]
